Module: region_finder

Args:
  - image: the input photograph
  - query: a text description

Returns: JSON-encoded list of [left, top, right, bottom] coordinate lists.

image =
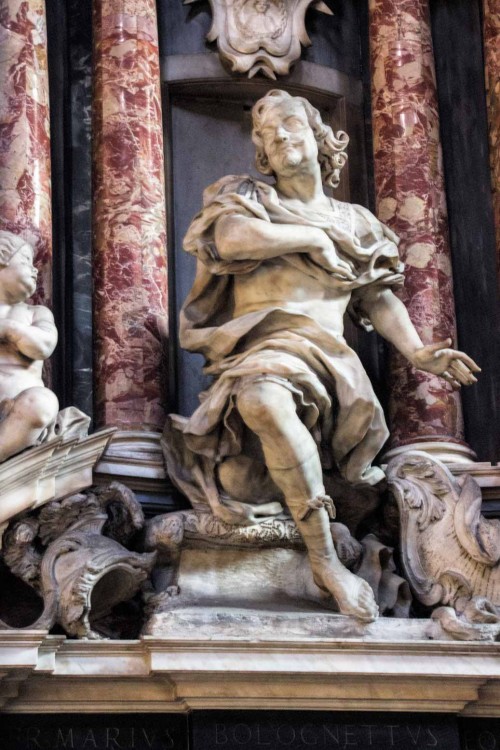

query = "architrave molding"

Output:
[[1, 632, 500, 715]]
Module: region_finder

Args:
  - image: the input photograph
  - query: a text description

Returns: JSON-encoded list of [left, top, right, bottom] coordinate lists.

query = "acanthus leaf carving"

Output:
[[454, 474, 500, 566], [437, 570, 472, 607], [387, 451, 500, 628], [428, 597, 500, 642], [394, 455, 448, 531], [0, 482, 156, 639]]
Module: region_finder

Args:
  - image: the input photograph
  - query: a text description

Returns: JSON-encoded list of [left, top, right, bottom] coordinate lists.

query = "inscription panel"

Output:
[[1, 711, 485, 750], [192, 711, 460, 750], [0, 715, 188, 750], [460, 719, 500, 750]]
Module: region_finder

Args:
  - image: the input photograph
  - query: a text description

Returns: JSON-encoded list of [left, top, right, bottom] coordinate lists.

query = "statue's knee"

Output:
[[16, 388, 59, 429], [237, 382, 289, 430]]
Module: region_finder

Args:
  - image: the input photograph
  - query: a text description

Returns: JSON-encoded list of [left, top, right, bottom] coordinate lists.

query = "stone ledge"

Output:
[[93, 430, 171, 493], [449, 461, 500, 502], [0, 631, 500, 715], [0, 428, 115, 527]]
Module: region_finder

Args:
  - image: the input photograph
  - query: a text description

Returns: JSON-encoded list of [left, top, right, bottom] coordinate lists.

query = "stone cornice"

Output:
[[1, 632, 500, 715]]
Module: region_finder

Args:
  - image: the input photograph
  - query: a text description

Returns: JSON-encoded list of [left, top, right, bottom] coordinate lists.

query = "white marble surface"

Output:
[[1, 631, 500, 714], [387, 451, 500, 624], [0, 232, 59, 463], [165, 89, 479, 625], [0, 428, 115, 527]]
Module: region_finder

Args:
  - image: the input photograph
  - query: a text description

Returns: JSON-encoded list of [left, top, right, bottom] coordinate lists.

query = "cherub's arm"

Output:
[[0, 306, 58, 361], [359, 287, 480, 388], [215, 215, 355, 278]]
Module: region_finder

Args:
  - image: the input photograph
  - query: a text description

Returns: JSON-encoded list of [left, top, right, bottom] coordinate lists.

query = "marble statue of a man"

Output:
[[0, 231, 59, 462], [164, 89, 479, 621]]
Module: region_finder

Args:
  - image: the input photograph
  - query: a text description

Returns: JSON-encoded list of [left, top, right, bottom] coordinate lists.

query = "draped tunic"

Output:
[[163, 175, 404, 523]]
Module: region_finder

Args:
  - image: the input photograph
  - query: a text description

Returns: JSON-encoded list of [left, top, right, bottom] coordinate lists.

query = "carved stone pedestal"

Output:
[[148, 545, 330, 612], [142, 509, 411, 635]]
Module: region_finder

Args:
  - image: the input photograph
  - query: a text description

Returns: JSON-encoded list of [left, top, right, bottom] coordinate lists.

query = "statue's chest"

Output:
[[274, 196, 354, 237], [0, 304, 32, 324], [326, 200, 354, 235]]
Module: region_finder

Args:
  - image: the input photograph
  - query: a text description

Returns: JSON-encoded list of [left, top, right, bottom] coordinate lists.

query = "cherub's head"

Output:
[[0, 231, 38, 303], [251, 89, 349, 188]]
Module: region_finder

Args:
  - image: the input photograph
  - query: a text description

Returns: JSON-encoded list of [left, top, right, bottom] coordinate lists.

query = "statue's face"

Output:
[[258, 99, 318, 177], [0, 243, 37, 301]]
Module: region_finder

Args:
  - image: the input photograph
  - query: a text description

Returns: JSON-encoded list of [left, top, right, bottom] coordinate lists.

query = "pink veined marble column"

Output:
[[92, 0, 168, 431], [483, 0, 500, 283], [368, 0, 472, 462], [0, 0, 52, 307]]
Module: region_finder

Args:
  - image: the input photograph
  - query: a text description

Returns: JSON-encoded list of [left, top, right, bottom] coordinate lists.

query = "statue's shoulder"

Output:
[[202, 174, 272, 207], [349, 202, 400, 246]]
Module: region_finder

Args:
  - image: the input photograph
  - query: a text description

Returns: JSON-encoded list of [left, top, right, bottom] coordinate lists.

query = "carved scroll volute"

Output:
[[1, 483, 156, 638], [388, 451, 500, 617], [185, 0, 333, 78], [386, 451, 454, 607], [454, 474, 500, 566]]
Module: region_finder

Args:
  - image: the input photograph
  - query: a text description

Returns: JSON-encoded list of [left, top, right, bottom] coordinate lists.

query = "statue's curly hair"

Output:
[[251, 89, 349, 189], [0, 230, 30, 268]]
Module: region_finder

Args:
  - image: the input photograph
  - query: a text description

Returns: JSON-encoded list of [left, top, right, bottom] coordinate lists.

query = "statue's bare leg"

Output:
[[0, 387, 59, 462], [237, 381, 378, 622]]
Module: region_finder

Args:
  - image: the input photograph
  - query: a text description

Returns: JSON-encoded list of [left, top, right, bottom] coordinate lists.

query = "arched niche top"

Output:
[[161, 54, 363, 106]]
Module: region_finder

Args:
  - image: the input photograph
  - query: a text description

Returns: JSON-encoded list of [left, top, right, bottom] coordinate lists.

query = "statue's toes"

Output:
[[357, 582, 379, 621]]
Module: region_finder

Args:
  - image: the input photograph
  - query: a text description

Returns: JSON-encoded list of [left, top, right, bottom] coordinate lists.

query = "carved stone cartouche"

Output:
[[1, 482, 156, 639], [185, 0, 333, 78], [387, 451, 500, 640]]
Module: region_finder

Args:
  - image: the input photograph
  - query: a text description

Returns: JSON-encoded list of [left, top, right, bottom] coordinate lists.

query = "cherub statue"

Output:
[[0, 230, 59, 463], [163, 89, 479, 622]]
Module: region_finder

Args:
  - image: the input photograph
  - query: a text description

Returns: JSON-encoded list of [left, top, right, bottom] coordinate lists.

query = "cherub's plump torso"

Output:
[[0, 233, 59, 463], [0, 302, 44, 399]]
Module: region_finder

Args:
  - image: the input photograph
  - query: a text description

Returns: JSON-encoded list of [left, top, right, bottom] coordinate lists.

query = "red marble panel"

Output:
[[92, 0, 168, 430], [483, 0, 500, 283], [369, 0, 465, 448], [0, 0, 52, 307]]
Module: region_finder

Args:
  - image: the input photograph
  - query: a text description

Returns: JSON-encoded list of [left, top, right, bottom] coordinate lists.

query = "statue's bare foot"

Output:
[[313, 563, 378, 622]]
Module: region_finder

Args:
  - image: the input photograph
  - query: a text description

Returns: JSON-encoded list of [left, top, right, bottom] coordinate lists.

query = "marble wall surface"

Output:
[[368, 0, 465, 453], [68, 0, 94, 419], [483, 0, 500, 282], [92, 0, 168, 431], [0, 0, 52, 307], [429, 0, 499, 462], [1, 0, 491, 461]]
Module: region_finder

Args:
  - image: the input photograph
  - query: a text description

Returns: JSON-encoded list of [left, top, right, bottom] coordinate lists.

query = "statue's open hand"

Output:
[[412, 339, 481, 389]]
